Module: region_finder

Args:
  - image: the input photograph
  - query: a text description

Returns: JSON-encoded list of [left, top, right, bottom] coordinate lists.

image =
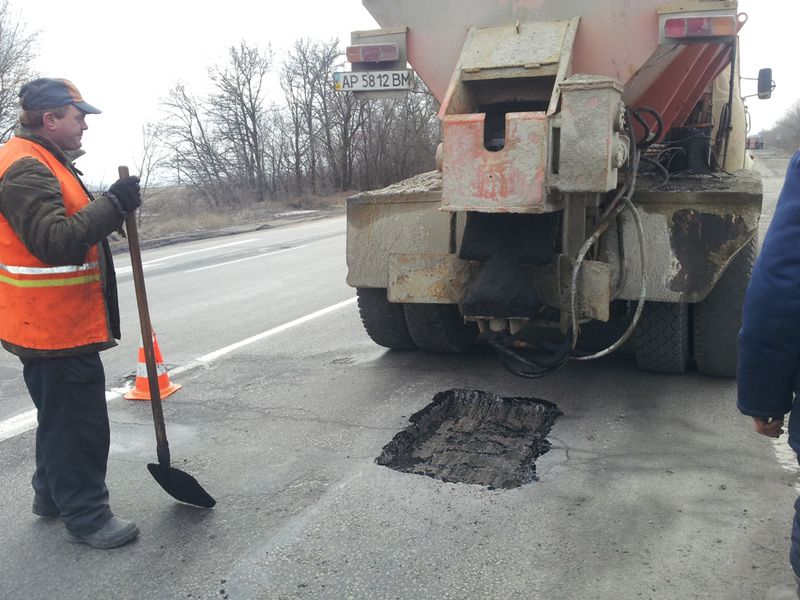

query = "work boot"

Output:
[[66, 517, 139, 549], [766, 576, 800, 600], [31, 494, 59, 519]]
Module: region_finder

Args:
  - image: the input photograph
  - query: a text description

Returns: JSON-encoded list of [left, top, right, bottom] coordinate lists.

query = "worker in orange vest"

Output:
[[0, 78, 141, 549]]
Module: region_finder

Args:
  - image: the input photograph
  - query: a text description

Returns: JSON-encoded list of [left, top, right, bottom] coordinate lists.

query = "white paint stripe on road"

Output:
[[116, 238, 258, 274], [180, 297, 357, 366], [0, 297, 357, 442], [115, 263, 168, 276], [183, 245, 308, 274], [0, 388, 130, 442], [0, 408, 36, 441]]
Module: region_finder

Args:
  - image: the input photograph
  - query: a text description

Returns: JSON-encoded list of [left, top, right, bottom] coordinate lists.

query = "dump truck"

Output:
[[340, 0, 772, 377]]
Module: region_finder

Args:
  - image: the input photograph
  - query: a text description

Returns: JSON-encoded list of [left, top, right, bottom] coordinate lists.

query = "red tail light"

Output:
[[664, 15, 737, 39], [346, 44, 400, 63]]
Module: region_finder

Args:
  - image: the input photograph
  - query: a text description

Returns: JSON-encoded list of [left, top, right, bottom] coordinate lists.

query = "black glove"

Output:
[[108, 176, 141, 214]]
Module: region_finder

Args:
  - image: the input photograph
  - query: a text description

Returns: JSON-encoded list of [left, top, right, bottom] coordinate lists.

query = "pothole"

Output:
[[376, 389, 562, 489]]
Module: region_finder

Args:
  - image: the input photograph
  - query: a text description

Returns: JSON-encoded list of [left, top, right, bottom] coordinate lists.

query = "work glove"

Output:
[[108, 176, 141, 214]]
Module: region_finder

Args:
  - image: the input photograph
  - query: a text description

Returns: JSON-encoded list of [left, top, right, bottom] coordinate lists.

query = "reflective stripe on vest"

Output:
[[0, 261, 101, 287]]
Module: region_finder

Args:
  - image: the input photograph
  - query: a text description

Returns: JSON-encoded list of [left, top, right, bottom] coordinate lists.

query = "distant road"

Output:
[[751, 148, 792, 243], [0, 215, 350, 424]]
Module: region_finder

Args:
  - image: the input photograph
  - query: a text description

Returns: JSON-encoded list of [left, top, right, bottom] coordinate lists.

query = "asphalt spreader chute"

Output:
[[120, 166, 215, 509]]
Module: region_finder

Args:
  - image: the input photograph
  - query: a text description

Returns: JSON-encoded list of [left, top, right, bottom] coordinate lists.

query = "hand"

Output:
[[108, 176, 141, 213], [752, 416, 784, 438]]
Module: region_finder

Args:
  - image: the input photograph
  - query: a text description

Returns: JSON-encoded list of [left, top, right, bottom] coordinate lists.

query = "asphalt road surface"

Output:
[[0, 151, 797, 600]]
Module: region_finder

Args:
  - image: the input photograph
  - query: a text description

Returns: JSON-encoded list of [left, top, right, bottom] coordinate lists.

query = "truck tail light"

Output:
[[664, 16, 737, 40], [346, 44, 400, 63]]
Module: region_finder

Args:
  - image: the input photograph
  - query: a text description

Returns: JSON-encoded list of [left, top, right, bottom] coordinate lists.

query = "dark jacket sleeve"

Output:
[[737, 151, 800, 418], [0, 157, 124, 266]]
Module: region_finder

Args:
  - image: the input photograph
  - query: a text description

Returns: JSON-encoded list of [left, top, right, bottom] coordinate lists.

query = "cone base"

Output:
[[124, 382, 182, 401]]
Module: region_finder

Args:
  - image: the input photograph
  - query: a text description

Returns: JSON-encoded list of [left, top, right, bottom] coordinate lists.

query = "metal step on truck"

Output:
[[338, 0, 773, 377]]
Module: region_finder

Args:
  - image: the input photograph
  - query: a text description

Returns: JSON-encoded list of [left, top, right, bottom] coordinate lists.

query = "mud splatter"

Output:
[[669, 209, 749, 296]]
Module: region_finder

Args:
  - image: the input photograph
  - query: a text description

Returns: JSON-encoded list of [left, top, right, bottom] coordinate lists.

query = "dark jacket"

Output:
[[0, 129, 124, 360], [738, 150, 800, 453]]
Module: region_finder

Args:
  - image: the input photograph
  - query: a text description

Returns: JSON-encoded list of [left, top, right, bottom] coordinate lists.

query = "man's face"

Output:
[[43, 105, 88, 151]]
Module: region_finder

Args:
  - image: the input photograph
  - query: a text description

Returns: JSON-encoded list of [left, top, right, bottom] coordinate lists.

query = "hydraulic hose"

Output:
[[490, 337, 570, 379], [492, 108, 653, 377], [570, 195, 647, 361], [569, 110, 648, 358]]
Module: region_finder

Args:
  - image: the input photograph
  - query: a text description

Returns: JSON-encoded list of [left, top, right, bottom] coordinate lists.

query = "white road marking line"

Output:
[[116, 260, 163, 275], [183, 245, 307, 274], [169, 297, 357, 371], [0, 297, 357, 442], [0, 409, 36, 441], [115, 238, 258, 274], [0, 387, 130, 442]]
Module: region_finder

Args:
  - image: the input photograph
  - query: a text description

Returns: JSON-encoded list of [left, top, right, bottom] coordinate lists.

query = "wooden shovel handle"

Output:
[[120, 166, 170, 466]]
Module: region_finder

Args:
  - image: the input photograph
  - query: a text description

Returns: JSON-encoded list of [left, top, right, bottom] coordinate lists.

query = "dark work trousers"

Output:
[[22, 352, 113, 535], [792, 406, 800, 578], [792, 496, 800, 578]]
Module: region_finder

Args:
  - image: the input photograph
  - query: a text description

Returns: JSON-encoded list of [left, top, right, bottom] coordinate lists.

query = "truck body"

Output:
[[344, 0, 767, 376]]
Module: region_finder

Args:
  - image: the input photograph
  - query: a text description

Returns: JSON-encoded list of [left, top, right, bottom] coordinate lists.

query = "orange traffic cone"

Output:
[[124, 332, 182, 401]]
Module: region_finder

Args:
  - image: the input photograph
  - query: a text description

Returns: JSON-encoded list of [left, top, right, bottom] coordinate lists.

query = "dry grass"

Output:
[[130, 186, 350, 241]]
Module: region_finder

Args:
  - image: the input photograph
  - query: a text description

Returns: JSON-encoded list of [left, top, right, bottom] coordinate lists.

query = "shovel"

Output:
[[120, 165, 216, 508]]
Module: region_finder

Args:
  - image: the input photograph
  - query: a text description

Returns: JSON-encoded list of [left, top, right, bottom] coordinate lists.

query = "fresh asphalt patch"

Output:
[[376, 389, 562, 489]]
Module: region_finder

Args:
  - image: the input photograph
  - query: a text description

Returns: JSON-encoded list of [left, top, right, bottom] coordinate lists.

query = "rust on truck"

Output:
[[344, 0, 767, 377], [669, 209, 750, 297]]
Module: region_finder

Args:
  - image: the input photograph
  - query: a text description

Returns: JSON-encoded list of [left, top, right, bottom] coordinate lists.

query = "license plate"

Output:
[[333, 70, 414, 92]]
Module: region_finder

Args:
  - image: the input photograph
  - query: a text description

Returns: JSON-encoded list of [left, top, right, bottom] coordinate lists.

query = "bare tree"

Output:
[[208, 41, 272, 202], [280, 40, 318, 195], [134, 122, 168, 225], [158, 36, 441, 205], [278, 38, 437, 194], [309, 39, 367, 191], [264, 107, 293, 198], [352, 84, 439, 190], [0, 0, 37, 140], [769, 100, 800, 152], [161, 83, 233, 207], [325, 86, 367, 191]]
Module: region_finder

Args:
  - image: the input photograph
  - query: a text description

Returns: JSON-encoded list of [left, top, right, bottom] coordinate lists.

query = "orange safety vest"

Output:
[[0, 136, 110, 350]]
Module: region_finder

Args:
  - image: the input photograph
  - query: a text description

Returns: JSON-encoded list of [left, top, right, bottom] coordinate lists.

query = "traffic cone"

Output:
[[124, 332, 182, 401]]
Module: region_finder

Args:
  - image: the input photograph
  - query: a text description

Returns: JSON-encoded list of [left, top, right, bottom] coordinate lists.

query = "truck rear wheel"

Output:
[[403, 303, 479, 353], [693, 237, 756, 377], [633, 302, 691, 374], [356, 287, 417, 350]]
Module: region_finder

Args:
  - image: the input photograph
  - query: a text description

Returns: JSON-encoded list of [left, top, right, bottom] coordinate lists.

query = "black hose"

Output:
[[640, 156, 671, 187], [632, 111, 651, 148], [721, 40, 737, 166], [632, 107, 664, 149], [490, 107, 647, 378], [490, 338, 570, 379], [657, 134, 712, 146]]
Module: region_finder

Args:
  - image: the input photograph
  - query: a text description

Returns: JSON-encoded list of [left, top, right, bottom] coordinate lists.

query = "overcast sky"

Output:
[[16, 0, 798, 187]]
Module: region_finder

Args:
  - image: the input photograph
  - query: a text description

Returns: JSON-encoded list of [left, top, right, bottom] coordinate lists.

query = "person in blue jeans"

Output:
[[738, 149, 800, 599]]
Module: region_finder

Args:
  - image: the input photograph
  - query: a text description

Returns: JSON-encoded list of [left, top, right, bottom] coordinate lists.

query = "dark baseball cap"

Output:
[[18, 78, 101, 114]]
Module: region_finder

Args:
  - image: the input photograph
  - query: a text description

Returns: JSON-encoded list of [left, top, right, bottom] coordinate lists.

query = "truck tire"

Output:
[[403, 303, 479, 353], [693, 237, 756, 377], [356, 287, 417, 350], [633, 302, 691, 374]]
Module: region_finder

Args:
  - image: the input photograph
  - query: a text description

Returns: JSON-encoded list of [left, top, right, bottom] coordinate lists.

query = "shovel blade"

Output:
[[147, 463, 216, 508]]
